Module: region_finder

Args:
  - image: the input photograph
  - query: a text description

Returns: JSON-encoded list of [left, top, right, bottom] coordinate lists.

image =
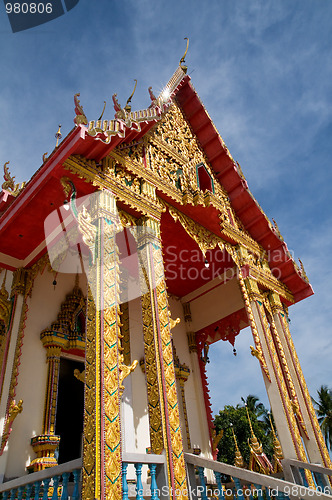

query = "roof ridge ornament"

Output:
[[112, 93, 126, 121], [73, 93, 88, 125], [148, 86, 159, 108], [179, 37, 189, 73], [124, 79, 138, 113], [148, 86, 157, 102], [98, 101, 107, 121]]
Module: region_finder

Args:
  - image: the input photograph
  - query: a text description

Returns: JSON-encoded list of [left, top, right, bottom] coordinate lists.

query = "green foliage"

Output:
[[213, 395, 274, 466], [312, 385, 332, 451]]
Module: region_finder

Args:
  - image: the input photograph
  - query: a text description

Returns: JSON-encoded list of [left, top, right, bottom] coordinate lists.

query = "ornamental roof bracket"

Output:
[[298, 258, 309, 283], [271, 217, 284, 241], [112, 93, 126, 121], [148, 86, 157, 106], [179, 37, 189, 73], [73, 93, 88, 125], [1, 161, 26, 197]]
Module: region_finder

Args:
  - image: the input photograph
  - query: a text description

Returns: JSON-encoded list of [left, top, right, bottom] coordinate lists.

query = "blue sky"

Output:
[[1, 1, 332, 415]]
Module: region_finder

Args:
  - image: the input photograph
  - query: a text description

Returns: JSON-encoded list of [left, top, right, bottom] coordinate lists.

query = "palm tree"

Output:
[[312, 385, 332, 450], [241, 395, 266, 418]]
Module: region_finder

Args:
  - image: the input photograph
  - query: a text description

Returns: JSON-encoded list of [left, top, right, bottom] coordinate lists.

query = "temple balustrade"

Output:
[[0, 453, 331, 499]]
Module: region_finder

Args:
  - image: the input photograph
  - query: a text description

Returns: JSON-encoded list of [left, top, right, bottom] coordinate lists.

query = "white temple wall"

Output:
[[183, 275, 244, 333], [169, 297, 212, 458]]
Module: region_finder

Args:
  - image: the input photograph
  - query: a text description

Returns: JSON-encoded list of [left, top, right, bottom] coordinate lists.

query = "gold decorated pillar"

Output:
[[239, 274, 313, 481], [269, 292, 332, 469], [0, 269, 28, 479], [79, 191, 124, 500], [137, 216, 189, 500]]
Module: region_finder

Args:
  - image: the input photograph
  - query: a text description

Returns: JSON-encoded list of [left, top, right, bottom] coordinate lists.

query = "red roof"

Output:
[[0, 69, 312, 303]]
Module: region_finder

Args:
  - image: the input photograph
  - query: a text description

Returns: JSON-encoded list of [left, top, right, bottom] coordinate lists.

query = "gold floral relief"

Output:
[[79, 193, 123, 500]]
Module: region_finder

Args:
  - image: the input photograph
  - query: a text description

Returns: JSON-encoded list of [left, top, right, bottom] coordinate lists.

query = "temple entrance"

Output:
[[55, 357, 84, 464]]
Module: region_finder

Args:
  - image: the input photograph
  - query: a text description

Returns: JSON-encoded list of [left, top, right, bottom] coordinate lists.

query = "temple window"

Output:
[[196, 163, 214, 193]]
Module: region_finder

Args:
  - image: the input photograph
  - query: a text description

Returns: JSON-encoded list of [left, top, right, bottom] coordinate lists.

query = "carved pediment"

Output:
[[40, 278, 86, 352]]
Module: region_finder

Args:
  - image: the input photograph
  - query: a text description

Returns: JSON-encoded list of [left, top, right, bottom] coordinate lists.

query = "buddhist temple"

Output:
[[0, 49, 331, 499]]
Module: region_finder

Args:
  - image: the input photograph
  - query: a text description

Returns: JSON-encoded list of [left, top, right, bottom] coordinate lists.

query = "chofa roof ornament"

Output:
[[179, 37, 189, 73], [124, 79, 137, 113]]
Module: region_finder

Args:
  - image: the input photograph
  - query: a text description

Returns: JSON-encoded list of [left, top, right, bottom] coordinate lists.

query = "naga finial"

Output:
[[148, 86, 157, 102], [98, 101, 107, 121], [74, 93, 88, 125], [2, 161, 25, 196], [124, 79, 137, 113], [2, 161, 15, 191], [112, 94, 126, 121], [179, 37, 189, 73]]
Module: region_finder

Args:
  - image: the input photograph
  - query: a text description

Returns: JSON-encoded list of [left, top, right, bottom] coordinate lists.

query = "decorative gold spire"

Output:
[[55, 125, 62, 148], [230, 424, 244, 468], [245, 404, 263, 454], [179, 37, 189, 73], [124, 79, 137, 113], [269, 413, 284, 468]]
